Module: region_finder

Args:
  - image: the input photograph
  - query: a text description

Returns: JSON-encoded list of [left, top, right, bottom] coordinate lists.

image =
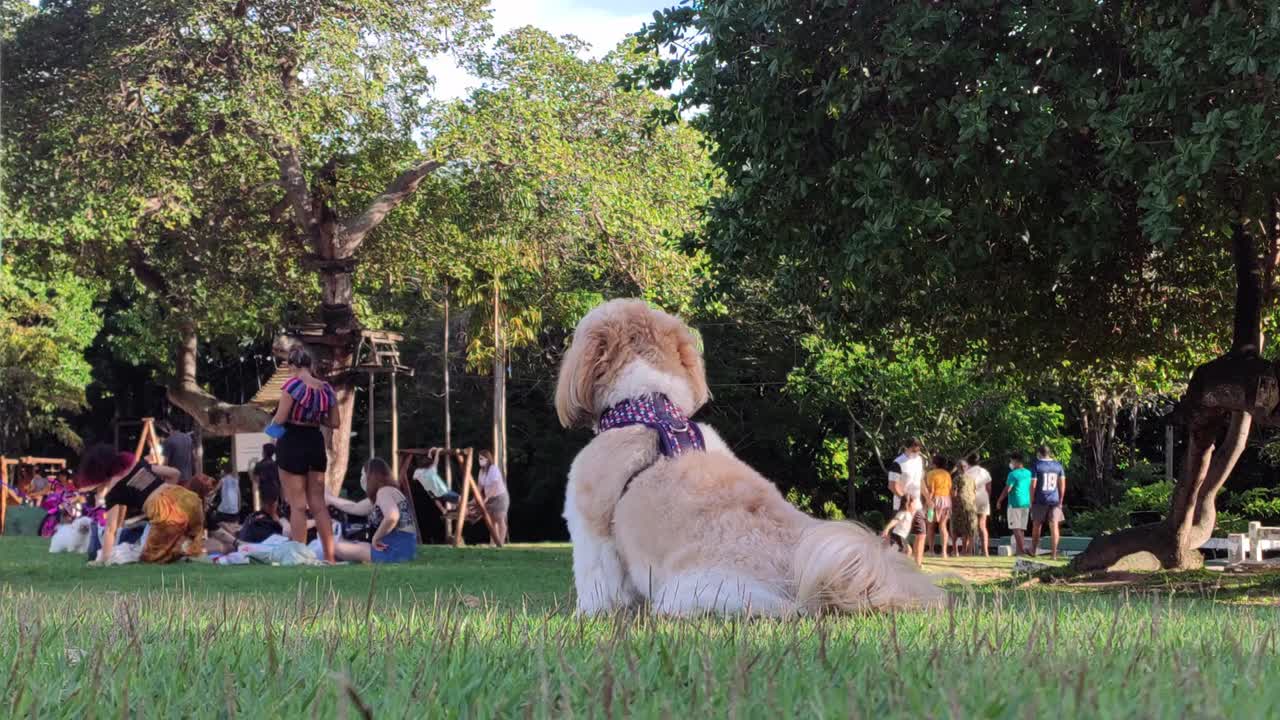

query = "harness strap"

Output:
[[597, 393, 705, 501]]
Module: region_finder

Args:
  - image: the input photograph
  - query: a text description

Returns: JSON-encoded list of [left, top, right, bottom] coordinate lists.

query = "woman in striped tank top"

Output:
[[269, 347, 341, 564]]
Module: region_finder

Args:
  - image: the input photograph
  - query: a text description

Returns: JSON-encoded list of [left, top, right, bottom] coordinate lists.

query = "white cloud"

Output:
[[425, 0, 655, 100]]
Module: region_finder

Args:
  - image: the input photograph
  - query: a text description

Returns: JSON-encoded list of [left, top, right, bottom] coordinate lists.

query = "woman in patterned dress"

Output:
[[952, 457, 980, 556]]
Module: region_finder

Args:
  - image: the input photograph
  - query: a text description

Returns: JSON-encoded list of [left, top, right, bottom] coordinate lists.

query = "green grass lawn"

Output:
[[3, 537, 1279, 719]]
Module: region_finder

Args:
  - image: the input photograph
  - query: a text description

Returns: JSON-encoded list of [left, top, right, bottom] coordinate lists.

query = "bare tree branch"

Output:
[[338, 159, 446, 254], [277, 144, 316, 233]]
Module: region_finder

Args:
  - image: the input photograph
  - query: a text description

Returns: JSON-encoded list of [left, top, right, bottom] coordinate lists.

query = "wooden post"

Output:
[[192, 422, 205, 477], [443, 282, 453, 492], [390, 372, 400, 480], [368, 372, 376, 462], [454, 448, 473, 547], [1, 457, 9, 536], [1165, 424, 1175, 481], [491, 278, 507, 478], [492, 279, 500, 467], [134, 418, 162, 464], [397, 451, 425, 544]]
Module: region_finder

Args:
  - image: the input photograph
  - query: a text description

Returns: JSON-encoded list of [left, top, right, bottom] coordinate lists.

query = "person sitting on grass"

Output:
[[324, 458, 418, 564], [412, 447, 461, 508], [78, 444, 209, 565]]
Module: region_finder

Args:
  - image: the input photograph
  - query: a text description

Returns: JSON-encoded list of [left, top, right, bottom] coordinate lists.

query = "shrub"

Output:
[[821, 501, 846, 521], [1070, 505, 1131, 537], [1124, 480, 1173, 513]]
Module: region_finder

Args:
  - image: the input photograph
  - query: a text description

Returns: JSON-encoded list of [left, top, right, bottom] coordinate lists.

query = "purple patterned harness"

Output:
[[597, 393, 705, 498]]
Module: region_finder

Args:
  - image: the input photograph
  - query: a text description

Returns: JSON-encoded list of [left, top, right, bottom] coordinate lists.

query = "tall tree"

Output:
[[3, 0, 489, 488], [639, 1, 1280, 568]]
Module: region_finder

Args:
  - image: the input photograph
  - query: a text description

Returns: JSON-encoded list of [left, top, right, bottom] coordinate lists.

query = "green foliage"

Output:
[[375, 29, 716, 369], [636, 1, 1280, 387], [0, 262, 101, 452], [2, 0, 490, 368], [787, 333, 1070, 474], [1070, 505, 1134, 538], [1229, 488, 1280, 526], [1126, 480, 1175, 514]]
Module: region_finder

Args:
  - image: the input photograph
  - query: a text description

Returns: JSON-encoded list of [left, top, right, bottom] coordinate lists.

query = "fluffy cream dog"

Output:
[[556, 299, 943, 616]]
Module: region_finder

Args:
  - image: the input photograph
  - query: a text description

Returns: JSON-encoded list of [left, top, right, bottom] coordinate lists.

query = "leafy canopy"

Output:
[[637, 2, 1280, 380], [0, 262, 101, 452]]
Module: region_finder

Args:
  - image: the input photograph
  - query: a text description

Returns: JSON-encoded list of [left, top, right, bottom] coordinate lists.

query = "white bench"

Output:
[[1225, 522, 1280, 564]]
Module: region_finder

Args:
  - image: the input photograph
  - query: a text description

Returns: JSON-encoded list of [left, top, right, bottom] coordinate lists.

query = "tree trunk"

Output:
[[846, 420, 857, 518], [443, 283, 452, 491], [492, 279, 508, 478], [1080, 397, 1120, 504], [167, 325, 271, 435], [1073, 225, 1270, 572], [325, 381, 356, 494]]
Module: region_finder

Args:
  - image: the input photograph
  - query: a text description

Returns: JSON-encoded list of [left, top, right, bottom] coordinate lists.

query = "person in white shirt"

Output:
[[890, 438, 925, 510], [216, 464, 241, 523], [964, 453, 993, 556], [888, 439, 926, 563], [477, 449, 508, 546], [880, 495, 924, 568]]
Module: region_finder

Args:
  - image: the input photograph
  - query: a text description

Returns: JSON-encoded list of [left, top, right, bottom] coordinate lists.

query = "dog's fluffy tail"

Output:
[[792, 521, 944, 614]]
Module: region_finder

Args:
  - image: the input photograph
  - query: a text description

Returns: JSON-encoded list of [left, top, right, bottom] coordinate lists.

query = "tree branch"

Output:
[[277, 144, 317, 234], [125, 240, 170, 297], [167, 324, 271, 436], [338, 159, 446, 254]]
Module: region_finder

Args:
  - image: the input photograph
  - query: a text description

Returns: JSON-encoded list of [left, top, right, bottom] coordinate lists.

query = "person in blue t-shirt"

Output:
[[1030, 445, 1068, 560]]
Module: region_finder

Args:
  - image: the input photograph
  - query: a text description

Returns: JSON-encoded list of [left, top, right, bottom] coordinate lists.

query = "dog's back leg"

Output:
[[649, 570, 794, 617]]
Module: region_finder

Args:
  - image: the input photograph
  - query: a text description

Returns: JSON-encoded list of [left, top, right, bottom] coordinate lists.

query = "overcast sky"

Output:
[[425, 0, 668, 99]]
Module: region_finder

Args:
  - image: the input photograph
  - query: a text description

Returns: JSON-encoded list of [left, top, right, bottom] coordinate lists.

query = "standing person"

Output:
[[881, 495, 925, 568], [1030, 445, 1068, 560], [253, 444, 282, 520], [965, 454, 993, 556], [214, 462, 241, 525], [477, 449, 509, 546], [890, 439, 927, 562], [952, 457, 978, 557], [996, 452, 1033, 556], [924, 455, 953, 558], [269, 347, 340, 564], [325, 458, 418, 564], [77, 444, 206, 564], [890, 439, 925, 513], [158, 421, 194, 483]]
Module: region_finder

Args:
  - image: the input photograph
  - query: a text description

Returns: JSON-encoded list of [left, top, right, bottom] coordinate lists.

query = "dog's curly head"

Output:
[[555, 299, 710, 428]]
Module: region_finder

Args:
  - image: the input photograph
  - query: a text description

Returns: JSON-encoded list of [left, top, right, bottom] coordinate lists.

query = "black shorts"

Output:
[[276, 425, 328, 475], [911, 510, 927, 535]]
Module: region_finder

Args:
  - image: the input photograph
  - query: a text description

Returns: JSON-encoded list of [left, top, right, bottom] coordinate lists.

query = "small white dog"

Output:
[[556, 299, 943, 616], [49, 516, 94, 554]]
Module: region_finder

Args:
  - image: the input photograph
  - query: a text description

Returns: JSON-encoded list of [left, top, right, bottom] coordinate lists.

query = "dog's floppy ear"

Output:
[[556, 325, 612, 428], [676, 325, 710, 412]]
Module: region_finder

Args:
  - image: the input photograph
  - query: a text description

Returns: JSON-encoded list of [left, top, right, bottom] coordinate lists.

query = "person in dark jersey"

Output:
[[1030, 445, 1068, 560]]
